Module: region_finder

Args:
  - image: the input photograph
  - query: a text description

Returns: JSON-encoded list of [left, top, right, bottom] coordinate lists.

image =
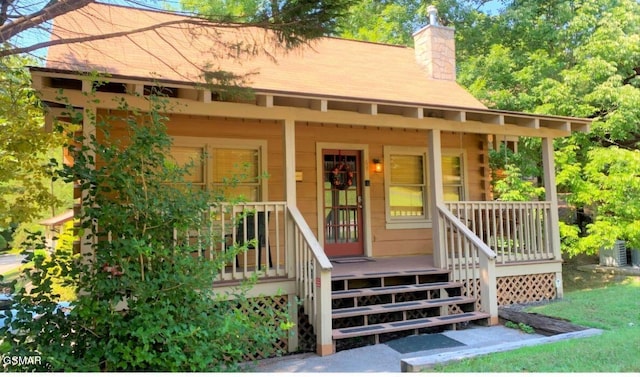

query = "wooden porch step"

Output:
[[331, 267, 449, 281], [332, 312, 491, 340], [332, 281, 463, 299], [332, 296, 476, 319]]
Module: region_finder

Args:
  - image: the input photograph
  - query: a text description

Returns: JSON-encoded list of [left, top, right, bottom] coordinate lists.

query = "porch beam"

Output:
[[504, 115, 539, 129], [199, 89, 212, 103], [358, 103, 377, 115], [428, 130, 445, 269], [256, 94, 274, 108], [541, 137, 563, 299], [40, 88, 570, 138], [571, 121, 590, 133], [35, 88, 574, 139], [540, 119, 570, 132], [310, 99, 328, 112], [126, 83, 144, 96], [443, 110, 465, 122], [403, 107, 423, 119]]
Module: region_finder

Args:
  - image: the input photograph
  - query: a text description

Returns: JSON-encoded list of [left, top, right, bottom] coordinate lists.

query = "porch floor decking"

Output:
[[330, 255, 438, 279]]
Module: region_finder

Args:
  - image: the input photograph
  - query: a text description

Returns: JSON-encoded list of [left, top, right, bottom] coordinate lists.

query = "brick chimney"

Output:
[[412, 5, 456, 81]]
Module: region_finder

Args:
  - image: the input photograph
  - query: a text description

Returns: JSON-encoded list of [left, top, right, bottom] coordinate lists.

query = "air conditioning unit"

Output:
[[599, 240, 627, 267]]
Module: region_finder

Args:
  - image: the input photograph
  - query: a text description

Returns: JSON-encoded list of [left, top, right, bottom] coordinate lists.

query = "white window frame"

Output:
[[442, 148, 468, 202], [384, 146, 431, 229], [171, 136, 268, 201]]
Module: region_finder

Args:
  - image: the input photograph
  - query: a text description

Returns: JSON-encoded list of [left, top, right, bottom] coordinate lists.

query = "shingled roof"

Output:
[[45, 2, 487, 109]]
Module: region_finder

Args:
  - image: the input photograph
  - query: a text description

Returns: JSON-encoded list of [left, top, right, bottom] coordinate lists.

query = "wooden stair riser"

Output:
[[329, 269, 488, 347], [332, 284, 463, 310], [331, 271, 450, 292]]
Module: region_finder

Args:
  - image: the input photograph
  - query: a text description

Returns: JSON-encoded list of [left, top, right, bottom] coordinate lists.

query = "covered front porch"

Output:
[[203, 194, 564, 356]]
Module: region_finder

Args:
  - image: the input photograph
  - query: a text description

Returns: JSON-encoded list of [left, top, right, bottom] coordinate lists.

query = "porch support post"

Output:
[[428, 130, 445, 268], [316, 267, 334, 356], [80, 80, 96, 264], [541, 137, 561, 260], [283, 118, 299, 350], [479, 255, 499, 325], [284, 119, 297, 206], [284, 118, 297, 277], [541, 136, 564, 298]]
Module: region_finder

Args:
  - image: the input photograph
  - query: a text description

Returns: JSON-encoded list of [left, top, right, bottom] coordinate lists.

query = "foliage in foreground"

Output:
[[430, 277, 640, 372], [0, 55, 70, 228], [1, 90, 288, 371]]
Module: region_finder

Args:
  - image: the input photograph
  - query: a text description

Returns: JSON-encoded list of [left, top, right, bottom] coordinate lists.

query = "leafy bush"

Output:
[[1, 89, 288, 371], [493, 164, 545, 201]]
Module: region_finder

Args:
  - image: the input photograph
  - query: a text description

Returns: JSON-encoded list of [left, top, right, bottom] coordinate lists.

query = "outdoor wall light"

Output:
[[373, 159, 383, 173]]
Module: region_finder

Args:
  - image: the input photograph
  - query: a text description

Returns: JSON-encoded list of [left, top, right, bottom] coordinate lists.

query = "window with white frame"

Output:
[[384, 147, 430, 228], [384, 147, 466, 229], [169, 137, 266, 201], [442, 150, 466, 202]]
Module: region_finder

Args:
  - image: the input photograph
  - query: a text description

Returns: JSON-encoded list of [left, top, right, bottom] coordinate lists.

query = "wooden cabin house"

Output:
[[31, 3, 590, 357]]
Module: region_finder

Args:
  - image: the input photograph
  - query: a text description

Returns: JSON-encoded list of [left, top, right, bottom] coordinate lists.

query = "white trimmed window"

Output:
[[384, 147, 467, 229], [169, 137, 267, 201], [442, 150, 466, 202], [384, 147, 430, 229]]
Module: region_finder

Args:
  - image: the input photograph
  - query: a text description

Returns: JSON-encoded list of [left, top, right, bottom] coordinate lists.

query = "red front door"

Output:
[[322, 149, 364, 257]]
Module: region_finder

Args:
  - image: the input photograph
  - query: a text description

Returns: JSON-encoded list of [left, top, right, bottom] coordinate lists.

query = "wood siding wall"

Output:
[[104, 111, 490, 258], [296, 122, 489, 258]]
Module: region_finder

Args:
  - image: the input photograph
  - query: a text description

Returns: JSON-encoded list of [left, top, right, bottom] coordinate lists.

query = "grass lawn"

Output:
[[428, 254, 640, 373]]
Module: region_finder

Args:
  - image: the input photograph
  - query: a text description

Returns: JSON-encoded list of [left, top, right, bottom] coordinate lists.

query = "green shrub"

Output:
[[1, 88, 288, 371]]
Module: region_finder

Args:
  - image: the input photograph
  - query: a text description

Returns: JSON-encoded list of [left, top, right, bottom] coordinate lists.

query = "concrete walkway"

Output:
[[251, 325, 603, 373]]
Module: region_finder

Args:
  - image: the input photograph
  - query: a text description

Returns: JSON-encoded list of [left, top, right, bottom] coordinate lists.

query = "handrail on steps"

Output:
[[287, 204, 334, 355], [436, 204, 498, 324], [287, 205, 333, 270], [437, 204, 497, 260]]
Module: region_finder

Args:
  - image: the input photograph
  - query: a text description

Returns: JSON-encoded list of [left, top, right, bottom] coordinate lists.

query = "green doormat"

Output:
[[385, 333, 465, 354]]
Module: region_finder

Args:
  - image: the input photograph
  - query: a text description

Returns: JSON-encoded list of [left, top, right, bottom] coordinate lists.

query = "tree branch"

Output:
[[0, 0, 94, 43], [0, 17, 221, 58]]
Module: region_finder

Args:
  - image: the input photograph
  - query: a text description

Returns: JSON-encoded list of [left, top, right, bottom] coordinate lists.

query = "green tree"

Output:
[[336, 0, 640, 256], [0, 55, 69, 228]]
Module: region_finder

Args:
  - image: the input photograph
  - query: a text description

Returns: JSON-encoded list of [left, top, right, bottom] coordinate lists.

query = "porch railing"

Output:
[[174, 202, 289, 282], [445, 201, 555, 264], [288, 205, 333, 354], [437, 204, 498, 320], [176, 201, 334, 353]]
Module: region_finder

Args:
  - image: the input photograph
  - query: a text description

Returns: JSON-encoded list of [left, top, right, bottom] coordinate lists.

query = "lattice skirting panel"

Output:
[[236, 295, 289, 361], [497, 273, 557, 306], [297, 306, 317, 353], [459, 278, 482, 311], [457, 273, 558, 309]]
